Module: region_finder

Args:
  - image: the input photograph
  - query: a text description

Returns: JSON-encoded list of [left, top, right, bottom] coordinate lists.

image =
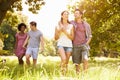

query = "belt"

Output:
[[73, 44, 86, 47]]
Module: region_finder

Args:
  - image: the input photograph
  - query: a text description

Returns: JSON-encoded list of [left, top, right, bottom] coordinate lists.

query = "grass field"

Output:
[[0, 55, 120, 80]]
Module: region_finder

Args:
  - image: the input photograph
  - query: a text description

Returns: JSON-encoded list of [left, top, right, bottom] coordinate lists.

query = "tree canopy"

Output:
[[68, 0, 120, 57], [0, 0, 45, 24], [0, 11, 28, 51]]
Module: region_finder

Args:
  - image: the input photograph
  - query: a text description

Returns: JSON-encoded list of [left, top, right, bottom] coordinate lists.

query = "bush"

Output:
[[0, 50, 12, 55]]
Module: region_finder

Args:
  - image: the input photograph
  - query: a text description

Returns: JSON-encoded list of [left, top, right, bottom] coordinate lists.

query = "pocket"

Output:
[[82, 44, 88, 50]]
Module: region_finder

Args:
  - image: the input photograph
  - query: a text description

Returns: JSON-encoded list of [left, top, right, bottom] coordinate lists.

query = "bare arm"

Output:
[[86, 37, 92, 45], [86, 23, 92, 45], [54, 27, 61, 40], [14, 36, 18, 50], [62, 26, 74, 40], [40, 36, 44, 51], [23, 35, 29, 48]]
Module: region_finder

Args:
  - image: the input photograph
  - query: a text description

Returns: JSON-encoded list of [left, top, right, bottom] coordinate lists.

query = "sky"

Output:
[[21, 0, 79, 39]]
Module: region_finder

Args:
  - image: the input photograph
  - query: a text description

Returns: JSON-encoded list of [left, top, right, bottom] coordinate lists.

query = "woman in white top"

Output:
[[54, 10, 74, 74]]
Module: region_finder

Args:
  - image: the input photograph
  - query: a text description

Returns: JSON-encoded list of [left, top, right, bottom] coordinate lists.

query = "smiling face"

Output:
[[60, 11, 70, 24], [18, 23, 26, 32], [61, 11, 69, 21], [30, 21, 37, 31], [74, 10, 83, 19], [30, 24, 36, 31], [20, 26, 26, 32]]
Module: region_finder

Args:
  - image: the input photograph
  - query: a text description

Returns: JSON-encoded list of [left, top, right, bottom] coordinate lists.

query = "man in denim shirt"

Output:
[[71, 9, 92, 73]]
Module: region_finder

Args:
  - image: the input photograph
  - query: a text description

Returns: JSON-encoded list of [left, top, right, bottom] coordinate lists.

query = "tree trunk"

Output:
[[0, 0, 17, 25], [0, 10, 7, 25]]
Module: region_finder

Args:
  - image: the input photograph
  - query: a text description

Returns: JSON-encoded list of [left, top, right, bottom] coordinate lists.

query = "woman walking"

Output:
[[54, 10, 74, 74], [15, 23, 27, 65]]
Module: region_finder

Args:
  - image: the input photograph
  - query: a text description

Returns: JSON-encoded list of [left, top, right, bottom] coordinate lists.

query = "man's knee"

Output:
[[26, 54, 30, 60]]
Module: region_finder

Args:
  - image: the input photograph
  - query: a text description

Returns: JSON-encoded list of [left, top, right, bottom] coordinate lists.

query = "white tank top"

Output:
[[56, 24, 73, 47]]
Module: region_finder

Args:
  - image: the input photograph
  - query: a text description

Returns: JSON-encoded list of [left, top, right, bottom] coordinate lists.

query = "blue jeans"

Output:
[[57, 46, 72, 52]]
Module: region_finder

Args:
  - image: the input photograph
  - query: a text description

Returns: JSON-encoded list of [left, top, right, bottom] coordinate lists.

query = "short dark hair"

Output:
[[18, 23, 27, 31], [30, 21, 37, 27], [75, 9, 83, 15]]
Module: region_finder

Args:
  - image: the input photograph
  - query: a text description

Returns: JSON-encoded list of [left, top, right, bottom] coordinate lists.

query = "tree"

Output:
[[42, 38, 57, 56], [0, 0, 45, 25], [68, 0, 120, 56], [0, 24, 16, 50], [2, 11, 20, 27], [0, 11, 28, 51]]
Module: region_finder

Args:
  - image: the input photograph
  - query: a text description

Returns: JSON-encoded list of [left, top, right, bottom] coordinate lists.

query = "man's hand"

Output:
[[40, 36, 44, 53], [41, 47, 44, 52], [39, 47, 44, 54]]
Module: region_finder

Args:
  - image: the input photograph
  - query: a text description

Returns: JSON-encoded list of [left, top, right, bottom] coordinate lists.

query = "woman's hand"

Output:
[[22, 46, 26, 50]]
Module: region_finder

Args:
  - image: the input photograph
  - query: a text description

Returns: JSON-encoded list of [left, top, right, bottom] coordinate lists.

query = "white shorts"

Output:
[[26, 48, 39, 59]]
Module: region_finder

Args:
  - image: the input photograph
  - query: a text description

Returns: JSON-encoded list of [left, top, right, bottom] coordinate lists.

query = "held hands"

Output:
[[58, 27, 66, 33], [22, 45, 26, 49], [39, 47, 44, 54]]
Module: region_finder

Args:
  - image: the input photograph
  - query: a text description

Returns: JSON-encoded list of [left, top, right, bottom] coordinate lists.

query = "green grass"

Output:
[[0, 55, 120, 80]]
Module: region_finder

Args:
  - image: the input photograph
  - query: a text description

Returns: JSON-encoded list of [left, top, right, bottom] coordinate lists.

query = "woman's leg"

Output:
[[65, 52, 71, 69], [58, 47, 67, 74], [66, 52, 71, 64], [64, 52, 71, 73], [65, 47, 72, 72], [18, 54, 25, 65]]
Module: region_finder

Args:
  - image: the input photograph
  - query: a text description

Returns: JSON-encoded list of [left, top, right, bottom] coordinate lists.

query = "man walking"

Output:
[[23, 21, 44, 66], [71, 9, 92, 73]]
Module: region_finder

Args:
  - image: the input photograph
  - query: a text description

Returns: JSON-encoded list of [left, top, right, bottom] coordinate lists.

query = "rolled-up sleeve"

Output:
[[84, 21, 92, 39]]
